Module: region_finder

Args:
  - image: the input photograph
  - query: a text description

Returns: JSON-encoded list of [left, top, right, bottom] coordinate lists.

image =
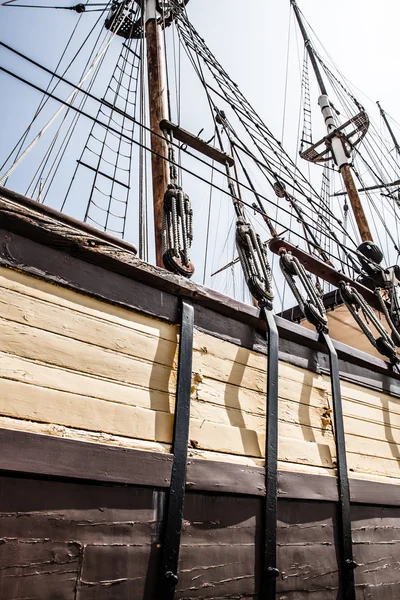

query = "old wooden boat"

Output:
[[0, 1, 400, 598]]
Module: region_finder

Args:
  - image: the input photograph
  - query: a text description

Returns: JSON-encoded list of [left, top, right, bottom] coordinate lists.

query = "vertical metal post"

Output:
[[262, 308, 280, 597], [145, 0, 170, 267], [320, 332, 357, 600], [159, 297, 194, 600]]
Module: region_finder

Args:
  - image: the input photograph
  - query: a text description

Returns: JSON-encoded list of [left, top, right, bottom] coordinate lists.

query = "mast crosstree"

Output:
[[291, 0, 373, 244]]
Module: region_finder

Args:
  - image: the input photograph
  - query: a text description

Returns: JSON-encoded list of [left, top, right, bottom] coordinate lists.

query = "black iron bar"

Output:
[[320, 332, 357, 600], [262, 308, 280, 597], [159, 297, 194, 600]]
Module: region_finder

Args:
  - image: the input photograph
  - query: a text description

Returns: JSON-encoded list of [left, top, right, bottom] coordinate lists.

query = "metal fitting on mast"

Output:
[[318, 94, 350, 169]]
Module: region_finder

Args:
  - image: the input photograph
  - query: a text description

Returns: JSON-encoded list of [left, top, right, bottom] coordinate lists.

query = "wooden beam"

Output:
[[269, 237, 384, 313], [160, 119, 235, 166], [333, 178, 400, 197]]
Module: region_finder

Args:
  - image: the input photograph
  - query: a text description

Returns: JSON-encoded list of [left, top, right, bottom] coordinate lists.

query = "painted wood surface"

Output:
[[0, 473, 398, 599], [0, 267, 400, 483]]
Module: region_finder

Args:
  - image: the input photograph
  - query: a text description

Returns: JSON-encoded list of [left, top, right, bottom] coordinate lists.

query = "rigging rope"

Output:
[[0, 0, 128, 185]]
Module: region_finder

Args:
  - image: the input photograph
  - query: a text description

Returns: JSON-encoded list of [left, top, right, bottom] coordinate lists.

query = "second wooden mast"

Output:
[[291, 0, 373, 243]]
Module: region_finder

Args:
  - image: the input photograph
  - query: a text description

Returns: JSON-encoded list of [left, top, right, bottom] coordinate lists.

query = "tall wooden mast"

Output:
[[145, 0, 170, 267], [291, 0, 373, 243]]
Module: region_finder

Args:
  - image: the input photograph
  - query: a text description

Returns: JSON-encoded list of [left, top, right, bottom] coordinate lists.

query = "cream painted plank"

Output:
[[0, 268, 177, 342], [0, 319, 176, 393], [0, 285, 178, 367], [0, 351, 173, 413], [0, 377, 334, 466], [344, 414, 400, 444], [279, 437, 333, 468], [342, 398, 400, 431], [193, 343, 329, 395], [326, 377, 400, 415], [194, 392, 331, 432], [193, 330, 267, 371], [0, 378, 174, 442], [194, 374, 328, 415], [189, 419, 334, 461], [0, 353, 331, 433], [347, 453, 400, 479], [194, 329, 329, 389], [345, 433, 400, 462], [0, 416, 170, 453]]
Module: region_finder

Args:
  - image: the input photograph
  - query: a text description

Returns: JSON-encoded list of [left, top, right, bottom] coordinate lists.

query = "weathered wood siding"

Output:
[[0, 473, 398, 599], [0, 267, 400, 484]]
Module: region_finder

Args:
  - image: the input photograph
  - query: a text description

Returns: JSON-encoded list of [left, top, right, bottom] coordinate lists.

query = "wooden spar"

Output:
[[333, 178, 400, 197], [291, 0, 374, 244], [268, 237, 385, 313], [160, 119, 235, 166], [377, 101, 400, 158], [145, 0, 169, 268], [340, 164, 373, 242]]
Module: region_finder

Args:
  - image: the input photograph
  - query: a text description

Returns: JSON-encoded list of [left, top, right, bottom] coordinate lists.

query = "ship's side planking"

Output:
[[0, 188, 399, 598]]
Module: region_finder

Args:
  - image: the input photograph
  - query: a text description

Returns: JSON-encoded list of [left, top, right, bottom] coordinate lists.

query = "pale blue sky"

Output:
[[1, 1, 399, 307]]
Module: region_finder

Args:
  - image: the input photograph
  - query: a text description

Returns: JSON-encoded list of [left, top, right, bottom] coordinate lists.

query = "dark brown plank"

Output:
[[1, 430, 400, 506], [0, 429, 173, 488], [0, 476, 160, 600], [276, 500, 340, 597], [0, 539, 80, 599], [176, 493, 261, 598]]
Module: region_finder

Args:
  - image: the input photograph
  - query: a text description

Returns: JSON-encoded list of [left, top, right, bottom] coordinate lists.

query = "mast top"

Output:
[[290, 0, 327, 96], [105, 0, 190, 39]]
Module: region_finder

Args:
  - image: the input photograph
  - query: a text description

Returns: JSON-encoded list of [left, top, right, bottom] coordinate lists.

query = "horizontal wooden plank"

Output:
[[0, 377, 335, 466], [0, 429, 398, 503], [0, 267, 177, 342], [0, 318, 177, 393], [0, 283, 178, 368], [0, 378, 174, 443], [0, 351, 174, 413], [0, 539, 80, 599]]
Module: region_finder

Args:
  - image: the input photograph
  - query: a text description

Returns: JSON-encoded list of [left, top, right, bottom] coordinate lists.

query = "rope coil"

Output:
[[162, 183, 194, 278]]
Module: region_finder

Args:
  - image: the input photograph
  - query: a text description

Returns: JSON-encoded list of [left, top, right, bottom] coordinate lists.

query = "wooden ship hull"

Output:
[[0, 185, 399, 599]]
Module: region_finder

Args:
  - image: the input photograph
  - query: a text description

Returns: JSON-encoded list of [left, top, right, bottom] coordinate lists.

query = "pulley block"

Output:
[[236, 218, 274, 309], [162, 184, 194, 278], [279, 250, 328, 333]]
